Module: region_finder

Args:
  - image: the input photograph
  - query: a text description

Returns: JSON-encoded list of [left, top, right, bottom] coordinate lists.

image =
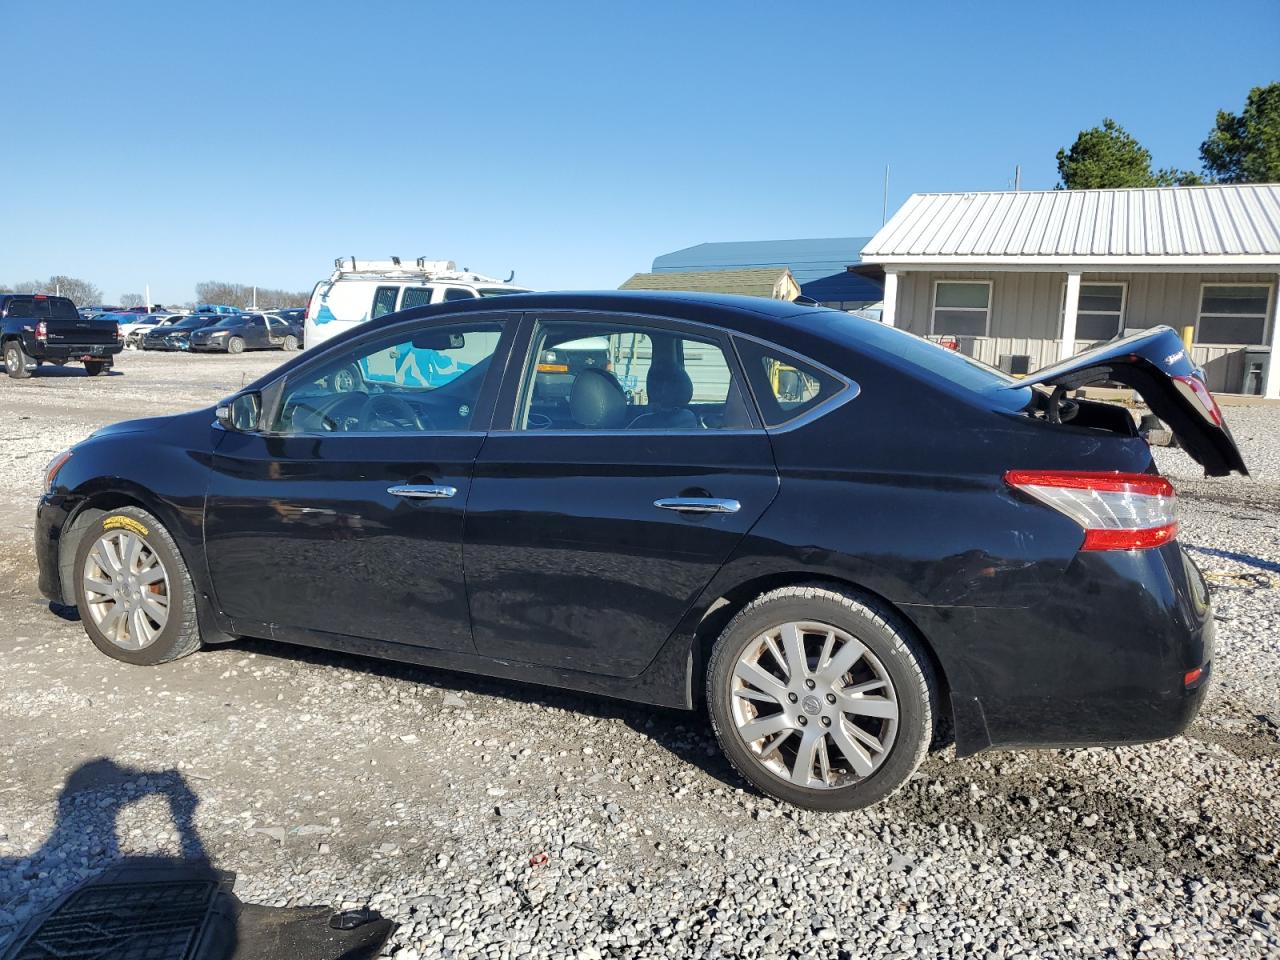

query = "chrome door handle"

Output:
[[654, 497, 741, 514], [388, 484, 457, 500]]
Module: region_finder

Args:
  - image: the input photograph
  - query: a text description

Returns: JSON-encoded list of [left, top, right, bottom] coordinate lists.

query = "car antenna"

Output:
[[505, 270, 515, 283]]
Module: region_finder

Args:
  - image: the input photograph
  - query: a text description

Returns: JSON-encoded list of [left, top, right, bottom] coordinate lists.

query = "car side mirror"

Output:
[[216, 392, 262, 432]]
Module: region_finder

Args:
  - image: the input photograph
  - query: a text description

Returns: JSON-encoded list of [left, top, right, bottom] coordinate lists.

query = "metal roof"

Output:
[[861, 184, 1280, 266], [652, 237, 873, 284], [800, 270, 883, 303]]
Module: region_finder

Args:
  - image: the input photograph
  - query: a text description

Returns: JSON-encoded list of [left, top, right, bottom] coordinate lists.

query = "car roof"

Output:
[[362, 290, 824, 340]]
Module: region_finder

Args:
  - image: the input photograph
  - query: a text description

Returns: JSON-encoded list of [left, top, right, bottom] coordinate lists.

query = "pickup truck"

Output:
[[2, 294, 123, 378]]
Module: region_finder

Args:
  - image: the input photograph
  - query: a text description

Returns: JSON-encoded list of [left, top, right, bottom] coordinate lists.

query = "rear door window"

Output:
[[371, 286, 400, 319], [400, 287, 434, 310]]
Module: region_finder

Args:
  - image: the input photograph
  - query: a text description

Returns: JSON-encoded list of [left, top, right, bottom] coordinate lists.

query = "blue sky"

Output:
[[5, 0, 1277, 302]]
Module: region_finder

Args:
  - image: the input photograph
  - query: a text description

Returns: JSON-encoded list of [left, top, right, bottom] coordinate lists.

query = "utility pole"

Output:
[[252, 286, 257, 310], [145, 283, 151, 312], [882, 164, 890, 226]]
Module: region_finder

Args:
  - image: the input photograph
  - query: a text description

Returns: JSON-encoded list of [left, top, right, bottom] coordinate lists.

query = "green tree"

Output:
[[1200, 82, 1280, 183], [1057, 118, 1199, 189]]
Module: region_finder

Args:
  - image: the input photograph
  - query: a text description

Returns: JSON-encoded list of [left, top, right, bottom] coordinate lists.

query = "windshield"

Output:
[[172, 316, 211, 329], [476, 287, 531, 298], [214, 316, 244, 327]]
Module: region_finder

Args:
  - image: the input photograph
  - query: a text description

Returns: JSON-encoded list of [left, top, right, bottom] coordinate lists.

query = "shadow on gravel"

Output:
[[0, 758, 393, 958], [231, 635, 745, 791], [17, 365, 124, 378]]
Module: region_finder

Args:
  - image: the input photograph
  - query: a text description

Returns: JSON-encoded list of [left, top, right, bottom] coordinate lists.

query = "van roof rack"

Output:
[[327, 257, 507, 285]]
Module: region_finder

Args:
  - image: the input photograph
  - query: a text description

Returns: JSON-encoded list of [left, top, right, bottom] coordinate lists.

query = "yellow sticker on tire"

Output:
[[103, 515, 149, 537]]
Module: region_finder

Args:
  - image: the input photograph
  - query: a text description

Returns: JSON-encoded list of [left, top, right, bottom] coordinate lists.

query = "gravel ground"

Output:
[[0, 353, 1277, 959]]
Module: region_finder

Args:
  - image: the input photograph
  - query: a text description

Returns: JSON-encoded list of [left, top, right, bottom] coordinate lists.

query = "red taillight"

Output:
[[116, 324, 125, 342], [1173, 374, 1224, 427], [34, 320, 47, 340], [1004, 470, 1178, 552]]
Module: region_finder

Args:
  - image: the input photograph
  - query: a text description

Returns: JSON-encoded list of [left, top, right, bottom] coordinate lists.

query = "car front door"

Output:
[[204, 314, 515, 652], [464, 313, 779, 677]]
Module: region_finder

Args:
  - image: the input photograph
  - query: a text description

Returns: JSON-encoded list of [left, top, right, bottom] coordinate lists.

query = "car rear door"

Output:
[[204, 314, 517, 652], [464, 312, 779, 678], [1012, 325, 1248, 476]]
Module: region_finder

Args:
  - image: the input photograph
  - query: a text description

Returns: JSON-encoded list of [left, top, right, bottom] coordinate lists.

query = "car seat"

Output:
[[628, 363, 700, 429], [569, 368, 627, 429]]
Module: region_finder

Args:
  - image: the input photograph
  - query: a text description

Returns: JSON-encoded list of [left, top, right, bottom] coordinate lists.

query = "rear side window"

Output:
[[735, 339, 846, 427], [443, 288, 475, 302], [400, 287, 433, 310], [371, 286, 399, 319], [7, 299, 33, 319]]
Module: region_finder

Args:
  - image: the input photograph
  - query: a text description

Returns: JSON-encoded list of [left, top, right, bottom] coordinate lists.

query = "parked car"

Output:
[[117, 313, 186, 349], [140, 314, 221, 351], [269, 308, 305, 324], [3, 294, 122, 378], [189, 313, 302, 353], [304, 257, 530, 350], [193, 304, 242, 316], [34, 293, 1245, 810]]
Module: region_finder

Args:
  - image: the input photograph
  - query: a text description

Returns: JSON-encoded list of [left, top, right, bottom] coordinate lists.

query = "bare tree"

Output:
[[119, 293, 144, 308], [195, 281, 310, 310], [1, 275, 103, 305]]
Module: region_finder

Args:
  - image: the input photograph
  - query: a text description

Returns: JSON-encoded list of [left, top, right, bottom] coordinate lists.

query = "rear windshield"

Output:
[[6, 296, 79, 320], [815, 310, 1031, 408]]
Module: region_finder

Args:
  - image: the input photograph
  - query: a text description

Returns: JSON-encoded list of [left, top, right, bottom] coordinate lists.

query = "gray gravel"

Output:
[[1, 354, 1278, 958]]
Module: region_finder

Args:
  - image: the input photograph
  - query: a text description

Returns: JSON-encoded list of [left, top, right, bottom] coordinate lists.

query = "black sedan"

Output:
[[34, 292, 1245, 810], [189, 313, 302, 353], [140, 314, 221, 351]]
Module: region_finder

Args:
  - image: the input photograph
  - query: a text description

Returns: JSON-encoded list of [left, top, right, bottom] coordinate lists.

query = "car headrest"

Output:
[[647, 363, 694, 410], [570, 369, 626, 429]]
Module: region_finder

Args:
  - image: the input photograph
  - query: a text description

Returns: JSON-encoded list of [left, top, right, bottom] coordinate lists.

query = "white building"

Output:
[[860, 183, 1280, 397]]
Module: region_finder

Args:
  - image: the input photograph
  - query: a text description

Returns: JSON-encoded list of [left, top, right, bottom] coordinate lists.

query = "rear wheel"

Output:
[[706, 584, 936, 811], [73, 506, 202, 666], [227, 336, 245, 355], [282, 334, 298, 352], [84, 361, 107, 376], [4, 339, 33, 379]]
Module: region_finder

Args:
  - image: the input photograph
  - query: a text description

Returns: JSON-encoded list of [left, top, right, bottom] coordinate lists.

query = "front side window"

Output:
[[274, 321, 504, 434], [371, 285, 400, 320], [932, 281, 991, 337], [734, 339, 846, 427], [516, 321, 752, 431], [1198, 284, 1271, 345], [1067, 283, 1125, 341]]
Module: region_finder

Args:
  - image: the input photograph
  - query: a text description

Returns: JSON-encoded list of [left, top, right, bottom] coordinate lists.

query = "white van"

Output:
[[304, 258, 532, 349]]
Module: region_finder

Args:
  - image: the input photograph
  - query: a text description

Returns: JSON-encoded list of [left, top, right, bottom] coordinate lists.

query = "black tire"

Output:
[[226, 336, 245, 355], [706, 583, 937, 811], [4, 339, 33, 379], [282, 334, 298, 352], [72, 506, 202, 666], [84, 361, 107, 376]]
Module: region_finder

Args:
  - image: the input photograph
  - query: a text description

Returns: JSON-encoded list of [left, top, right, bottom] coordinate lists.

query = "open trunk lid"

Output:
[[1009, 325, 1248, 477]]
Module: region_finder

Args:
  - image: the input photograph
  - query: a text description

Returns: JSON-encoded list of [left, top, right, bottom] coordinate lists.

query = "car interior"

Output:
[[523, 328, 753, 431]]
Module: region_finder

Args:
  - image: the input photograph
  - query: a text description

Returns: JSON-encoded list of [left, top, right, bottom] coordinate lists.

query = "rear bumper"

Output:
[[907, 541, 1215, 755], [38, 343, 120, 363]]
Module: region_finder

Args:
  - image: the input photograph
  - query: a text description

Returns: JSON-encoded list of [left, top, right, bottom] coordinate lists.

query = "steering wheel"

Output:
[[359, 393, 429, 432]]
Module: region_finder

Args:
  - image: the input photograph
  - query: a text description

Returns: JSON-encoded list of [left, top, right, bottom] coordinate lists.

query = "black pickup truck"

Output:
[[1, 294, 122, 378]]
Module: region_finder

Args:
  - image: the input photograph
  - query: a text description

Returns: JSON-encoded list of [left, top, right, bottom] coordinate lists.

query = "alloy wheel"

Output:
[[729, 620, 899, 789], [81, 529, 171, 650]]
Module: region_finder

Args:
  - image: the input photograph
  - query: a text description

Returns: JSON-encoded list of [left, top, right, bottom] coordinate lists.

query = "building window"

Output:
[[1063, 282, 1126, 342], [1197, 284, 1272, 345], [931, 281, 990, 336]]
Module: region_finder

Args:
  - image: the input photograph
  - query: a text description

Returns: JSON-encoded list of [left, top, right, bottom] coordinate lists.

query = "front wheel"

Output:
[[4, 340, 33, 379], [227, 336, 245, 355], [706, 584, 937, 811], [73, 506, 202, 666]]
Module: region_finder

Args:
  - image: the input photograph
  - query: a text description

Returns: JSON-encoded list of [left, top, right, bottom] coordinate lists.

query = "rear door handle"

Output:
[[388, 484, 457, 500], [654, 497, 741, 514]]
